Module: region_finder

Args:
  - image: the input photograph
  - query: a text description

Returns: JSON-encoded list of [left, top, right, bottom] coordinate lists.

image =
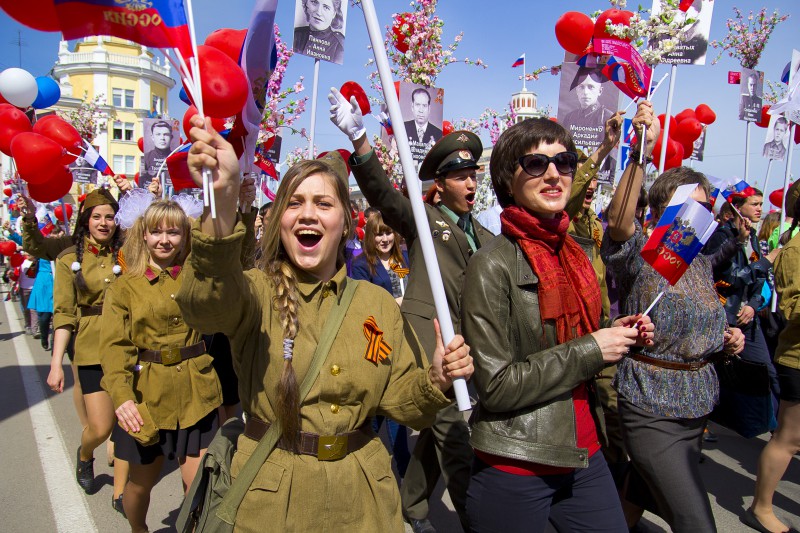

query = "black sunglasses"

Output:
[[518, 152, 578, 178]]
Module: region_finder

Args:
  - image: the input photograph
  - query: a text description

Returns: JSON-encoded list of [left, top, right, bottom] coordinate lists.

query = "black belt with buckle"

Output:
[[243, 416, 375, 461], [138, 341, 206, 366], [79, 305, 104, 317]]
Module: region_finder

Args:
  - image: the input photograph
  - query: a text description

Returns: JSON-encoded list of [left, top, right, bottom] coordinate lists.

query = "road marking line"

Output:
[[4, 298, 98, 533]]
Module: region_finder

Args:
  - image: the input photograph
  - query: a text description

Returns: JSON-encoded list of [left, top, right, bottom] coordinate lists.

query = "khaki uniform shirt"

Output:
[[774, 236, 800, 369], [54, 239, 118, 366], [21, 217, 72, 260], [99, 266, 222, 429], [176, 220, 452, 533]]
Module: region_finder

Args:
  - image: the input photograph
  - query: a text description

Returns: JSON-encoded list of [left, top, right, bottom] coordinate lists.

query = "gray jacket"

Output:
[[461, 234, 608, 469]]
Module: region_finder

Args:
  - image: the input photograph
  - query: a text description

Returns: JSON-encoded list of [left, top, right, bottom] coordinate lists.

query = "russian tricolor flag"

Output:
[[54, 0, 194, 60], [512, 54, 525, 68], [640, 183, 718, 285], [83, 142, 115, 176]]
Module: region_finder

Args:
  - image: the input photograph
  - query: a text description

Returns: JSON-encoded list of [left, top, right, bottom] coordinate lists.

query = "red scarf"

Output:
[[501, 206, 601, 343]]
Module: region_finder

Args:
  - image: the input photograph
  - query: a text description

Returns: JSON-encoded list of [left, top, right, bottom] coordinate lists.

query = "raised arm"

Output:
[[605, 101, 659, 242], [18, 196, 72, 260], [565, 111, 624, 219], [328, 87, 418, 243]]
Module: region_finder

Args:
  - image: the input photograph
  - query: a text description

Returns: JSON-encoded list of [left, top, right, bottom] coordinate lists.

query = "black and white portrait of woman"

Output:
[[293, 0, 347, 65]]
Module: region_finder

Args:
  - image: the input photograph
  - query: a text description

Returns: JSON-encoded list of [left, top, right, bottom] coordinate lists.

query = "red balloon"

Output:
[[137, 136, 144, 152], [678, 137, 694, 159], [78, 193, 87, 203], [32, 116, 82, 164], [134, 172, 140, 185], [204, 28, 247, 64], [0, 103, 32, 156], [166, 151, 197, 192], [555, 11, 595, 54], [658, 114, 678, 138], [756, 105, 771, 129], [655, 138, 683, 170], [0, 241, 16, 256], [54, 203, 74, 221], [593, 9, 634, 42], [675, 108, 696, 123], [675, 118, 703, 143], [392, 14, 413, 54], [694, 104, 716, 125], [9, 253, 24, 268], [2, 187, 10, 196], [651, 132, 665, 162], [10, 132, 66, 184], [769, 188, 785, 209], [357, 211, 366, 229], [0, 1, 60, 32], [340, 81, 371, 116], [194, 45, 248, 119], [182, 105, 226, 139], [443, 120, 454, 136], [27, 166, 72, 203]]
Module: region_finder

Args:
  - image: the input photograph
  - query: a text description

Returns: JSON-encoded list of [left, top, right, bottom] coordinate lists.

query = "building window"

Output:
[[125, 155, 136, 175], [151, 95, 163, 115], [112, 121, 135, 141], [111, 155, 137, 176], [112, 155, 123, 172], [112, 88, 135, 108]]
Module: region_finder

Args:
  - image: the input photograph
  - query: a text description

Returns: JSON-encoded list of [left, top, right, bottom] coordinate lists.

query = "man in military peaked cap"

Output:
[[329, 87, 493, 533]]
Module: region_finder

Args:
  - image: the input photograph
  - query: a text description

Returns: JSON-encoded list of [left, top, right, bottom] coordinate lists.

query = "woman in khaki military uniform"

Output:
[[100, 197, 222, 533], [177, 116, 473, 533], [45, 189, 129, 509]]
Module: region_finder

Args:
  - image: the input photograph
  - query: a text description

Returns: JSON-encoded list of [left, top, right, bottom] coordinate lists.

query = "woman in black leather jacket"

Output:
[[461, 116, 653, 532]]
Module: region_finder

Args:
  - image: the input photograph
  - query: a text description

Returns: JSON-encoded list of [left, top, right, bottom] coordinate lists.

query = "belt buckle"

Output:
[[317, 435, 347, 461], [162, 346, 182, 366]]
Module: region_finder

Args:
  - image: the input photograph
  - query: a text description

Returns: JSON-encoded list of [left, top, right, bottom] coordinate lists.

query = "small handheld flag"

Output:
[[511, 54, 525, 68], [82, 142, 115, 176], [641, 184, 718, 286]]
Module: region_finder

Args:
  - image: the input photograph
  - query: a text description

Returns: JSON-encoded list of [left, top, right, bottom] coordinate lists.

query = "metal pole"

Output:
[[308, 59, 321, 158], [361, 0, 470, 411], [763, 159, 774, 198], [745, 121, 752, 185], [773, 123, 794, 313], [659, 64, 677, 172]]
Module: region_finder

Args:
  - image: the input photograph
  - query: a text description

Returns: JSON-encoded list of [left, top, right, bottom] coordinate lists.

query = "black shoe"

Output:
[[407, 518, 437, 533], [112, 494, 126, 518], [75, 446, 94, 493], [703, 428, 719, 443], [741, 508, 787, 533]]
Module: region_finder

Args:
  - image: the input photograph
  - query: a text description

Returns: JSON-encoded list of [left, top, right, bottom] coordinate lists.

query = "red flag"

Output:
[[54, 0, 194, 60]]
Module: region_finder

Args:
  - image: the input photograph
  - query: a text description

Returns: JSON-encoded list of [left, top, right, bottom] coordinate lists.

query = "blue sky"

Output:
[[0, 0, 797, 196]]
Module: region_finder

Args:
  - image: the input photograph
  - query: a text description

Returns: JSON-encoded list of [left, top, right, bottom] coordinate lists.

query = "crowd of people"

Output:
[[1, 94, 798, 533]]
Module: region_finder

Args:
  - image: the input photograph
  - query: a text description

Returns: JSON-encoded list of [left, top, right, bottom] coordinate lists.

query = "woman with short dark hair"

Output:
[[462, 116, 654, 531]]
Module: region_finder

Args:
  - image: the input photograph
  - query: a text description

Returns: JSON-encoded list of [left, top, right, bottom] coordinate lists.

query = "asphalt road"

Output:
[[1, 290, 798, 533]]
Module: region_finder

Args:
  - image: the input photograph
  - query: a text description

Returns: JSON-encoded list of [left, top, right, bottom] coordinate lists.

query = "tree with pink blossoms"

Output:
[[57, 92, 105, 143], [710, 7, 789, 69]]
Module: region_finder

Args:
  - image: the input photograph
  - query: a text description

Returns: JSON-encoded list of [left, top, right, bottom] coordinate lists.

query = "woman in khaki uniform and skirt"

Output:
[[100, 194, 222, 533], [45, 189, 130, 511], [176, 116, 474, 532]]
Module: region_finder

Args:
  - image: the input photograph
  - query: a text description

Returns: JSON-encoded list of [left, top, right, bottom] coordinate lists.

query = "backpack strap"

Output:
[[215, 278, 360, 525]]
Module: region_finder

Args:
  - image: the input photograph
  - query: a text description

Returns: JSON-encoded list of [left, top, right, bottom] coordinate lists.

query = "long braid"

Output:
[[780, 196, 800, 246], [269, 259, 301, 450], [72, 224, 89, 292]]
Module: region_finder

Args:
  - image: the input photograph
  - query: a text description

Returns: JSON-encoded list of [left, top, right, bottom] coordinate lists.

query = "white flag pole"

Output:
[[659, 64, 678, 172], [308, 59, 321, 158], [762, 158, 774, 196], [744, 120, 752, 185], [360, 0, 470, 411]]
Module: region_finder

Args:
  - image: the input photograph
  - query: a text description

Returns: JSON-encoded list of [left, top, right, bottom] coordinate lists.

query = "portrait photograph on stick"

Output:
[[293, 0, 347, 65]]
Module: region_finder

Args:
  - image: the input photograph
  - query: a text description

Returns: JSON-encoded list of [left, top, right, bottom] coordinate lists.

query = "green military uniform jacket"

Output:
[[99, 266, 222, 429], [352, 151, 492, 359], [176, 220, 452, 533], [54, 239, 118, 366], [21, 217, 72, 260], [774, 234, 800, 370], [565, 158, 611, 318]]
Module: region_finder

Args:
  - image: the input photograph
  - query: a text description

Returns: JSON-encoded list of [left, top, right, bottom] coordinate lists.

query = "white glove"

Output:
[[328, 87, 366, 142]]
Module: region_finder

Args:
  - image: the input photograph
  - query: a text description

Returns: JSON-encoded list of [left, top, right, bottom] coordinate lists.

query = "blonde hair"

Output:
[[255, 160, 352, 448], [362, 212, 405, 276], [121, 200, 192, 277], [757, 211, 780, 244]]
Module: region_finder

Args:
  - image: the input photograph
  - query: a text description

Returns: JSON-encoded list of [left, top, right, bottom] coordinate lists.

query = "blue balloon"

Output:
[[179, 86, 191, 105], [32, 76, 60, 109]]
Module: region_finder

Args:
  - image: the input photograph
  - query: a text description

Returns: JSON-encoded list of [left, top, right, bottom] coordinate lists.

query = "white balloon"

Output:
[[0, 68, 39, 108]]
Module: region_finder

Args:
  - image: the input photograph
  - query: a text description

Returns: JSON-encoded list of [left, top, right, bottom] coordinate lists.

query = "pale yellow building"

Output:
[[52, 36, 175, 190]]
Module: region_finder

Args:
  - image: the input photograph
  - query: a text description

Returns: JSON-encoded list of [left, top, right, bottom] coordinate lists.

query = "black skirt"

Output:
[[77, 364, 104, 394], [777, 364, 800, 402], [111, 409, 217, 465]]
